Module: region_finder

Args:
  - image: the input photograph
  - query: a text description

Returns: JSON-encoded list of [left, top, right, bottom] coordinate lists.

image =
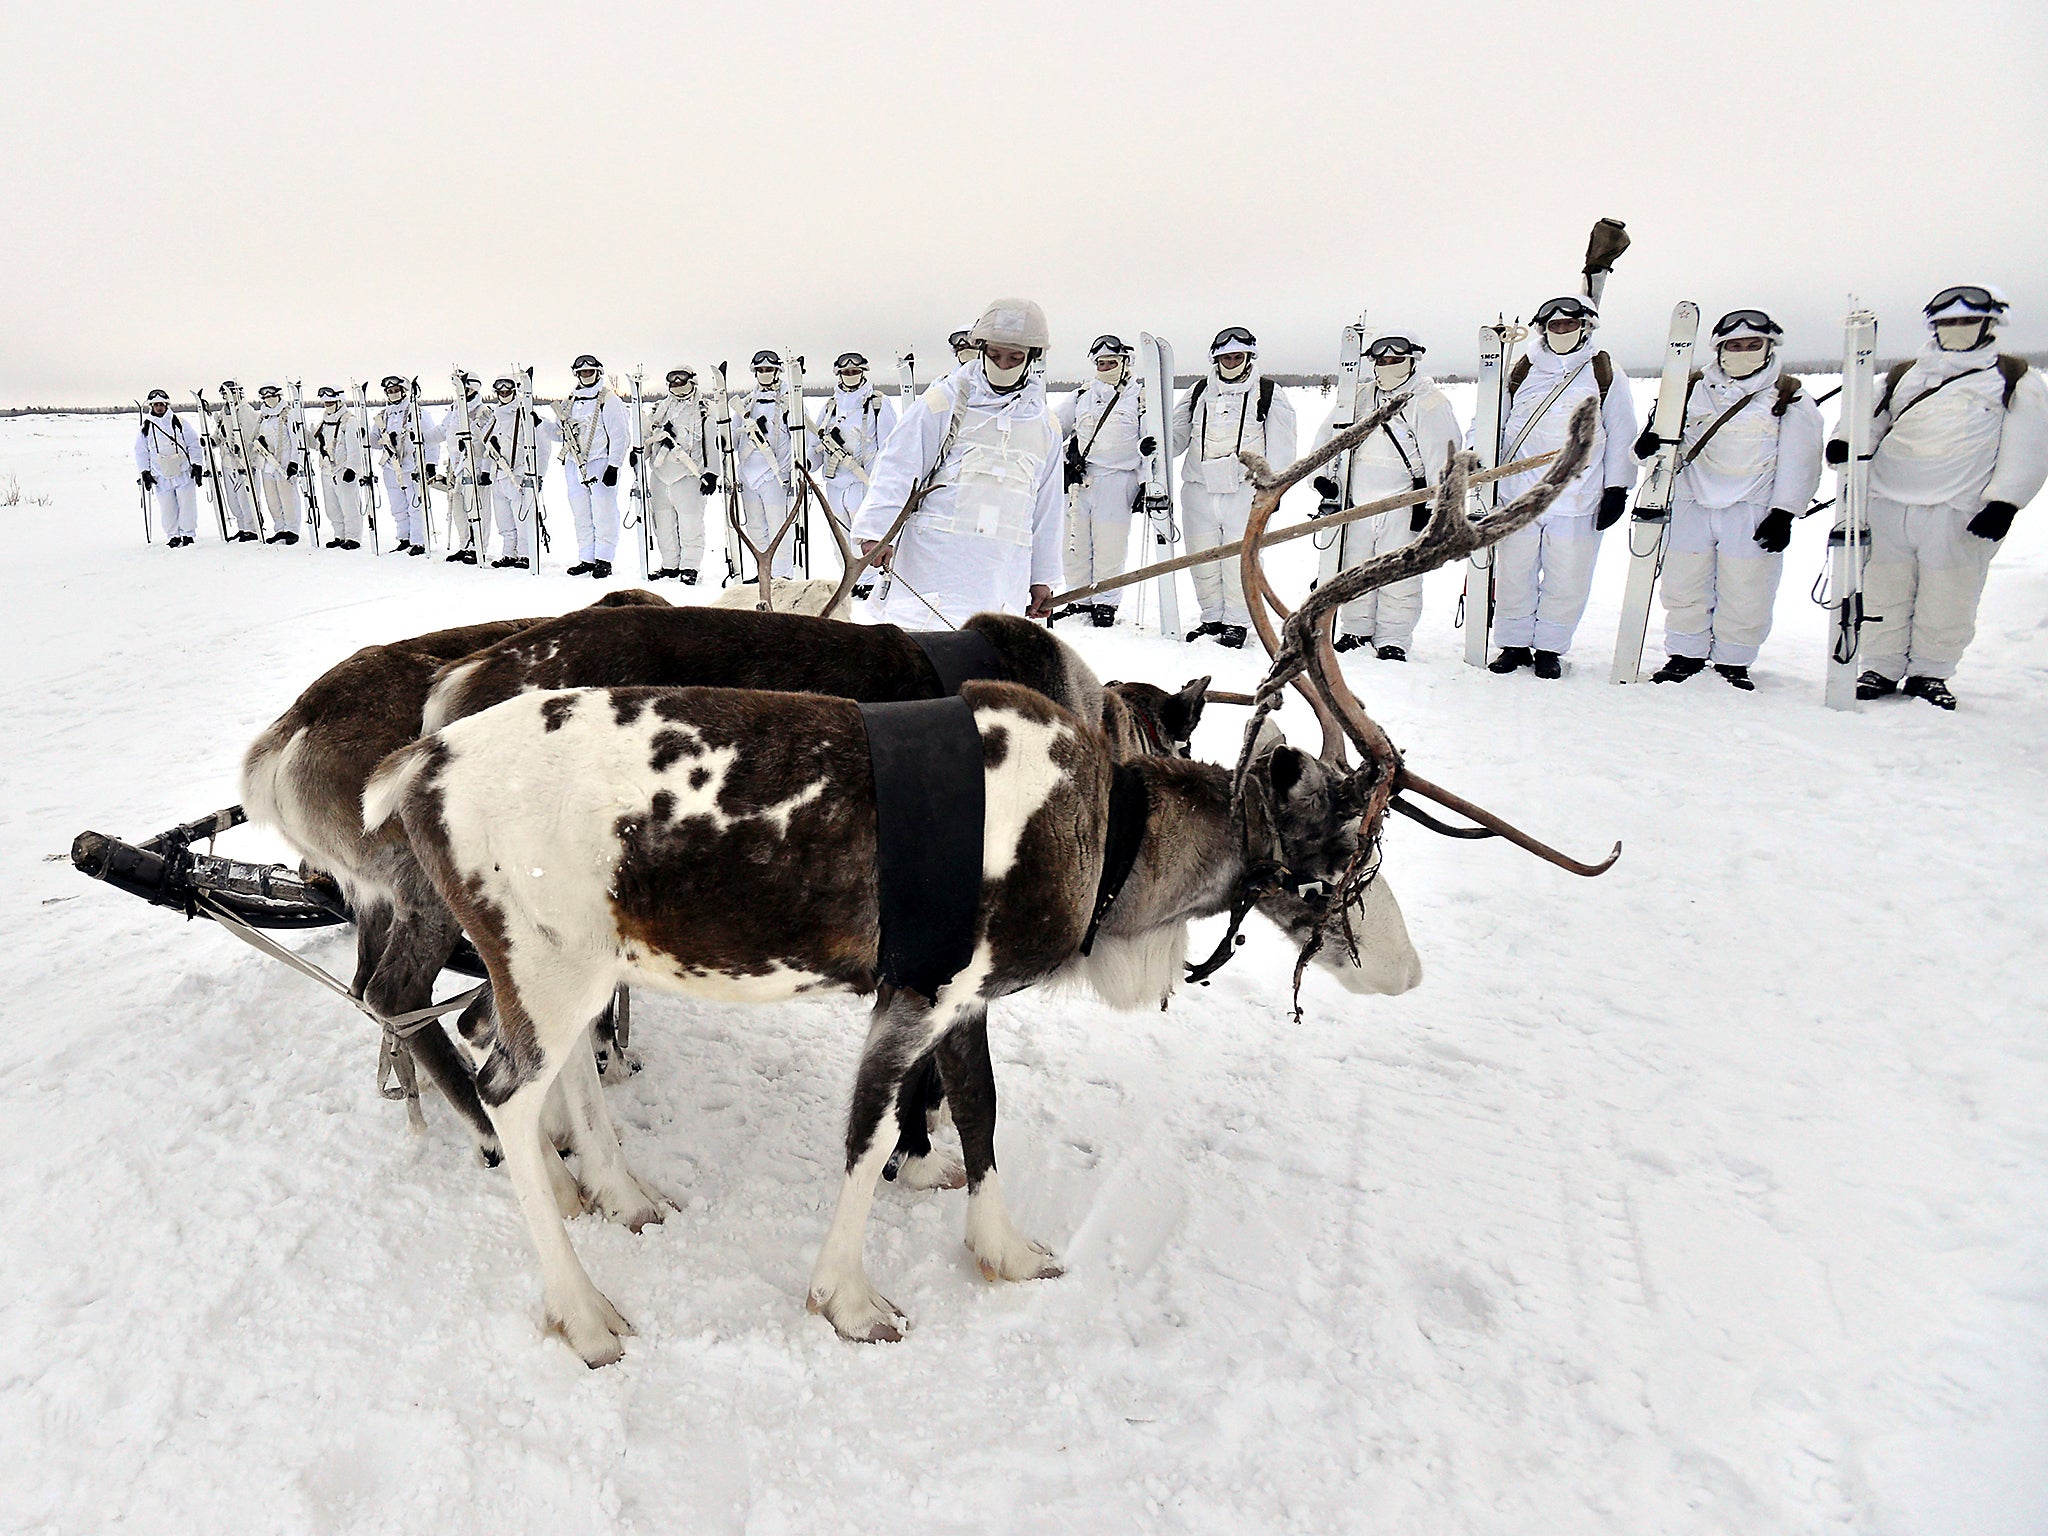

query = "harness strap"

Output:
[[1679, 382, 1772, 468], [1080, 764, 1150, 955], [905, 627, 1005, 696]]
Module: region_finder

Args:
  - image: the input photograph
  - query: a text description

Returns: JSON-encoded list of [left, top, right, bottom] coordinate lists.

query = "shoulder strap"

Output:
[[1680, 385, 1771, 469], [1687, 369, 1704, 389], [1507, 356, 1530, 398], [1998, 354, 2030, 407], [1887, 362, 1999, 429], [1256, 376, 1276, 422], [1593, 351, 1614, 394], [1772, 374, 1803, 418], [1875, 360, 1914, 417], [1187, 377, 1207, 412]]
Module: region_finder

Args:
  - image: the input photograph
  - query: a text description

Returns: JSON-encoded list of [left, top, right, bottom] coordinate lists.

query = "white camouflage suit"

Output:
[[438, 390, 495, 556], [213, 392, 264, 536], [134, 407, 203, 541], [1055, 372, 1146, 609], [250, 395, 304, 535], [642, 388, 714, 574], [482, 396, 556, 560], [1659, 360, 1825, 666], [810, 383, 893, 539], [309, 400, 372, 543], [735, 385, 798, 578], [1483, 343, 1640, 654], [1311, 375, 1464, 649], [852, 362, 1065, 628], [374, 398, 431, 547], [555, 383, 633, 564], [1837, 339, 2048, 681], [1170, 368, 1298, 627]]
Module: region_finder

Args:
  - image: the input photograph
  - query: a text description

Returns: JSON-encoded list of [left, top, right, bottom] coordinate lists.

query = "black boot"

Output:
[[1375, 645, 1407, 662], [1855, 670, 1898, 700], [566, 561, 594, 575], [264, 531, 290, 544], [680, 568, 698, 585], [1216, 624, 1248, 650], [1651, 655, 1705, 684], [1488, 646, 1532, 674], [591, 560, 612, 579], [342, 540, 360, 550], [1332, 633, 1368, 653], [1902, 675, 1956, 710], [1532, 650, 1563, 679], [407, 543, 426, 557], [235, 530, 259, 542], [1186, 621, 1222, 643], [852, 582, 872, 600], [509, 557, 530, 570], [446, 549, 474, 563], [1714, 664, 1755, 691], [1090, 604, 1116, 627], [326, 538, 346, 549]]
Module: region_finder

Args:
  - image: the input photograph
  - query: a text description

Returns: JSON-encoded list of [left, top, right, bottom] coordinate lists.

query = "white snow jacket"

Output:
[[215, 396, 263, 473], [1851, 338, 2048, 510], [811, 385, 892, 483], [734, 388, 792, 494], [438, 395, 496, 484], [555, 384, 632, 484], [1056, 374, 1147, 474], [311, 407, 370, 479], [1672, 358, 1824, 519], [134, 410, 200, 479], [251, 400, 297, 474], [485, 400, 557, 481], [373, 401, 430, 473], [1312, 375, 1463, 501], [1487, 341, 1638, 521], [852, 362, 1066, 625], [642, 392, 712, 485], [1170, 366, 1298, 496]]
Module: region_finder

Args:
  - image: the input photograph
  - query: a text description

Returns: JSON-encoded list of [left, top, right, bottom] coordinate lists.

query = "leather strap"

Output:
[[860, 696, 987, 1000]]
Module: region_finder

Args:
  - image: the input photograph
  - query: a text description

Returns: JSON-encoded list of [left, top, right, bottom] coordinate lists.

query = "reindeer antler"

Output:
[[1232, 396, 1619, 878]]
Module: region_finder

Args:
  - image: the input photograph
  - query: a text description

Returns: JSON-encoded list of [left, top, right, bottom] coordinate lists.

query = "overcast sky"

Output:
[[4, 0, 2042, 403]]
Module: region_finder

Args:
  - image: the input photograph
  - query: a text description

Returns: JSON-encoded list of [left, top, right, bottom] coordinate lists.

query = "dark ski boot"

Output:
[[680, 569, 698, 586], [1375, 645, 1407, 662], [1090, 604, 1116, 627], [1714, 664, 1755, 691], [1217, 624, 1248, 650], [1333, 633, 1369, 653], [1488, 646, 1533, 674], [1902, 675, 1956, 710], [1855, 671, 1898, 700], [566, 561, 595, 575], [1186, 621, 1222, 642], [1532, 650, 1563, 679], [1652, 655, 1705, 684], [591, 560, 612, 579]]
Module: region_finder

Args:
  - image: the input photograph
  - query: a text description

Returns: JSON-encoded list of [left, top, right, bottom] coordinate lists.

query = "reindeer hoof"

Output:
[[547, 1286, 633, 1367], [972, 1237, 1065, 1285], [895, 1151, 967, 1192], [808, 1279, 909, 1343]]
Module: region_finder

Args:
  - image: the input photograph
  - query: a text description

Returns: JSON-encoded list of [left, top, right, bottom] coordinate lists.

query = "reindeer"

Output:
[[362, 397, 1611, 1365]]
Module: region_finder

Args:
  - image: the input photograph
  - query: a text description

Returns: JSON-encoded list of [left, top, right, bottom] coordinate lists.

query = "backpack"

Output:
[[1875, 354, 2030, 416], [1184, 374, 1276, 421], [1507, 349, 1614, 401], [1684, 369, 1805, 418]]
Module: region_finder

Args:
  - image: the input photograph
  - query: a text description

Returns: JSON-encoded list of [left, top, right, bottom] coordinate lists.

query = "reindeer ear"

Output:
[[1267, 743, 1307, 801], [1168, 676, 1210, 737]]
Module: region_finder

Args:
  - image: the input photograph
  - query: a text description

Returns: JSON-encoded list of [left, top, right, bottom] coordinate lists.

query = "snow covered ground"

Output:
[[3, 395, 2044, 1535]]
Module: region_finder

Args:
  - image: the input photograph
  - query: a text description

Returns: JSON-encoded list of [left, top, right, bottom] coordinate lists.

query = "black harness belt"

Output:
[[905, 627, 1005, 697], [1081, 764, 1150, 954], [860, 695, 987, 1001]]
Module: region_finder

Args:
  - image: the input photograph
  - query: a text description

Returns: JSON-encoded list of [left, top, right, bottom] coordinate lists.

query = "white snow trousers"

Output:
[[320, 473, 366, 542], [1065, 470, 1139, 609], [1659, 501, 1783, 666], [1181, 481, 1253, 626], [490, 482, 534, 559], [222, 469, 260, 536], [150, 478, 197, 540], [1857, 495, 2000, 682], [381, 465, 425, 546], [445, 480, 485, 555], [565, 474, 620, 563], [255, 464, 298, 535], [740, 482, 799, 578], [649, 480, 707, 573], [1333, 512, 1425, 649], [1492, 514, 1604, 654]]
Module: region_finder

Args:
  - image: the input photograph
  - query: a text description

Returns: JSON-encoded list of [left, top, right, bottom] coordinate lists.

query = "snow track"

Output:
[[4, 405, 2046, 1533]]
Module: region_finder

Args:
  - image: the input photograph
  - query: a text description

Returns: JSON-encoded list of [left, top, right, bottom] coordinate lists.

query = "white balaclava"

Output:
[[1926, 284, 2006, 352], [983, 352, 1028, 390]]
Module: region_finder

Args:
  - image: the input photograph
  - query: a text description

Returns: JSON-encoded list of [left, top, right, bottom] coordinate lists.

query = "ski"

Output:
[[223, 389, 268, 540], [191, 390, 233, 540], [1609, 301, 1700, 683], [1315, 315, 1371, 589], [1136, 332, 1182, 639], [134, 401, 154, 544], [626, 367, 654, 580], [896, 351, 917, 410], [514, 367, 547, 575], [712, 363, 751, 586], [448, 372, 490, 568], [286, 380, 325, 552], [404, 378, 434, 551], [350, 381, 382, 555], [1460, 319, 1520, 666], [783, 349, 812, 577], [1825, 308, 1879, 712]]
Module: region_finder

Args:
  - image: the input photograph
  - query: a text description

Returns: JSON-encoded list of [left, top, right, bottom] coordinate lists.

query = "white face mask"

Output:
[[669, 383, 694, 398], [1934, 318, 1988, 352], [983, 356, 1028, 389], [1719, 342, 1771, 379], [1373, 359, 1415, 391], [1544, 324, 1585, 355], [754, 371, 780, 391], [1095, 358, 1124, 380], [1215, 354, 1252, 382]]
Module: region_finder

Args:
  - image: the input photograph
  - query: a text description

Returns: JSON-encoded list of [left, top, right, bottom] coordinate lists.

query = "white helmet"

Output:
[[967, 297, 1050, 352]]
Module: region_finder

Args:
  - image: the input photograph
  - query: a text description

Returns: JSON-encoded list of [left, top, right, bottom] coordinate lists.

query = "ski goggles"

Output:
[[1923, 285, 2006, 318], [1210, 326, 1257, 356], [1711, 309, 1783, 340], [665, 369, 695, 385], [146, 389, 170, 402], [316, 387, 343, 400], [379, 375, 406, 390], [1089, 334, 1130, 358], [1532, 297, 1598, 326], [1366, 335, 1425, 360]]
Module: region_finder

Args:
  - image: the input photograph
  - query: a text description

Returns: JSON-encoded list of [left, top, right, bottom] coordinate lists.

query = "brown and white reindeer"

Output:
[[362, 397, 1611, 1366]]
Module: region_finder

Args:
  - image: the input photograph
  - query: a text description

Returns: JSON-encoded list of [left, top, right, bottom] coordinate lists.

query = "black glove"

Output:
[[1139, 435, 1157, 457], [1312, 474, 1340, 500], [478, 471, 492, 486], [753, 416, 769, 437], [341, 468, 356, 483], [699, 472, 718, 495], [1317, 496, 1340, 518], [830, 427, 850, 450], [1632, 427, 1660, 459], [601, 465, 618, 487], [426, 463, 438, 477], [1596, 486, 1628, 530], [1411, 504, 1433, 533], [1967, 500, 2017, 541], [1063, 438, 1086, 490], [1753, 508, 1794, 553], [1825, 439, 1849, 466], [140, 470, 156, 489], [628, 446, 641, 467], [190, 465, 204, 483], [285, 461, 299, 478]]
